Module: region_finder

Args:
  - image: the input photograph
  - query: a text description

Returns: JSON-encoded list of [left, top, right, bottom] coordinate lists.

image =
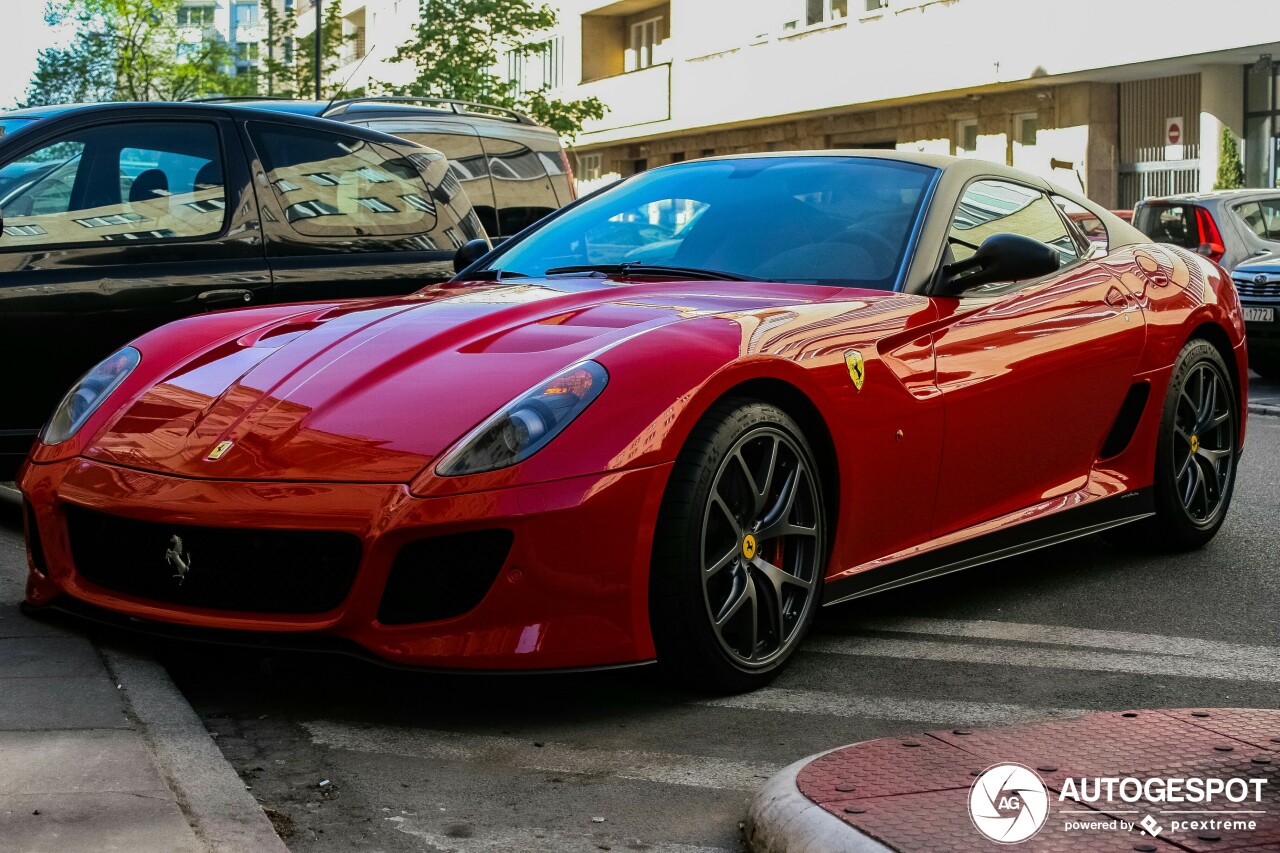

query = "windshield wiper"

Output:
[[543, 262, 759, 282], [464, 268, 530, 281]]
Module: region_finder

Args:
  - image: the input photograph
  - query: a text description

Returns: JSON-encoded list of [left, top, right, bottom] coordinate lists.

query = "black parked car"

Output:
[[0, 102, 486, 477], [198, 97, 578, 243]]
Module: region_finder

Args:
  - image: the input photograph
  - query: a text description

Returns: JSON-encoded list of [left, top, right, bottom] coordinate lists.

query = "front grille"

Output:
[[66, 505, 361, 614], [378, 530, 513, 625], [1232, 274, 1280, 300]]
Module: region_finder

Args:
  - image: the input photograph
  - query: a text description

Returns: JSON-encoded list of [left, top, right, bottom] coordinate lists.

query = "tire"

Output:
[[650, 399, 828, 693], [1106, 339, 1239, 552]]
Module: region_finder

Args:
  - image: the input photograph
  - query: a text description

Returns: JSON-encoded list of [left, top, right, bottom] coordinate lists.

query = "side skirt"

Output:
[[823, 487, 1154, 607]]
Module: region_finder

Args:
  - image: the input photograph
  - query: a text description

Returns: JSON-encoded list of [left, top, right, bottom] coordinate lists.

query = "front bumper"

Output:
[[19, 458, 672, 670]]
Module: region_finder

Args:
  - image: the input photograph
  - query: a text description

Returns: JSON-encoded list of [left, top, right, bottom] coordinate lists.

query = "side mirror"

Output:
[[453, 238, 492, 274], [940, 233, 1059, 295]]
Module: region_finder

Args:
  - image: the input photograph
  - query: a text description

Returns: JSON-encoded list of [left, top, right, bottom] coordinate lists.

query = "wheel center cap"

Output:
[[1190, 434, 1200, 454], [742, 534, 758, 560]]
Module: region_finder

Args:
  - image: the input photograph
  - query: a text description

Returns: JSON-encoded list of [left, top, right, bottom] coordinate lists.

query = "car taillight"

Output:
[[560, 149, 577, 200], [1195, 207, 1226, 263]]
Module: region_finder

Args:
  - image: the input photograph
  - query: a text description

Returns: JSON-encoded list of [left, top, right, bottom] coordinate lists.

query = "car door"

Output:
[[0, 110, 270, 471], [928, 179, 1147, 537], [242, 119, 480, 304]]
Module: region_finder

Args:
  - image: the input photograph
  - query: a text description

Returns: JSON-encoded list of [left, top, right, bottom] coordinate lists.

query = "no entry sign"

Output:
[[1166, 116, 1183, 144]]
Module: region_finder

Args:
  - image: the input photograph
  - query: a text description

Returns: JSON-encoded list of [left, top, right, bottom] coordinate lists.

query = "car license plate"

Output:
[[1243, 306, 1275, 323]]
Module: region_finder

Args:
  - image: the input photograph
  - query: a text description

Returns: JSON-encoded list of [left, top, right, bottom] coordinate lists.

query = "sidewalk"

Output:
[[0, 503, 287, 852], [746, 708, 1280, 852]]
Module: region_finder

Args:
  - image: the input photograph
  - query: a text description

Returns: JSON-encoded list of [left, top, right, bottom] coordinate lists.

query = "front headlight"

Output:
[[40, 347, 141, 445], [436, 361, 608, 476]]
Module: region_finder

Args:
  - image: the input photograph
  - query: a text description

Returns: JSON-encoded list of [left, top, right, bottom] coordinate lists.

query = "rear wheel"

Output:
[[1108, 339, 1238, 551], [650, 400, 827, 693]]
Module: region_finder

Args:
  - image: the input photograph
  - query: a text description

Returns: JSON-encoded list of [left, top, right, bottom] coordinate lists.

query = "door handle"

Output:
[[198, 289, 254, 310], [1104, 285, 1128, 307]]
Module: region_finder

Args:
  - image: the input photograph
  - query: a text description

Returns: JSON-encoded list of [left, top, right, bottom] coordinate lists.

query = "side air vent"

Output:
[[1100, 382, 1151, 459], [24, 501, 48, 576], [378, 530, 514, 625]]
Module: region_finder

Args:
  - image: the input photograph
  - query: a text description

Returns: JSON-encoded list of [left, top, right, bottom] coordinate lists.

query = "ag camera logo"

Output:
[[969, 763, 1050, 843]]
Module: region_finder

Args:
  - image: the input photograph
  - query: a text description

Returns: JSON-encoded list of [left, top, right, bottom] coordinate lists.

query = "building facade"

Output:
[[537, 0, 1280, 208], [177, 1, 264, 79]]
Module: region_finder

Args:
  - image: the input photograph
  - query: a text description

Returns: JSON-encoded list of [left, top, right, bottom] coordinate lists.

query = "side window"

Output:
[[949, 180, 1079, 268], [1234, 200, 1280, 241], [481, 137, 557, 237], [373, 126, 500, 238], [247, 123, 437, 238], [0, 122, 226, 248], [1051, 194, 1102, 256]]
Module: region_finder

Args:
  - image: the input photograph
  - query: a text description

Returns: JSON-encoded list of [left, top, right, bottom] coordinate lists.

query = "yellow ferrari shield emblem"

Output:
[[205, 440, 234, 461], [741, 534, 757, 560], [845, 350, 866, 392]]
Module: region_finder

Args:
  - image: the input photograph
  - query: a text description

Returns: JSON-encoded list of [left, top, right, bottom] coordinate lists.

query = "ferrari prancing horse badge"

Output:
[[845, 350, 865, 392]]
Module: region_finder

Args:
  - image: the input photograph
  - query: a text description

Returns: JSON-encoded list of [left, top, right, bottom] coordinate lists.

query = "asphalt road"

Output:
[[1, 416, 1278, 853]]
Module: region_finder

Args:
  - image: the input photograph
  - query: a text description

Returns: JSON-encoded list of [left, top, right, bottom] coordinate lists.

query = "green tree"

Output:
[[261, 0, 360, 100], [1214, 125, 1246, 190], [378, 0, 605, 139], [21, 0, 250, 106]]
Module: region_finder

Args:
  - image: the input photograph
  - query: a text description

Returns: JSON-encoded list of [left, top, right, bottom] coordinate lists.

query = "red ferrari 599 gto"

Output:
[[20, 153, 1247, 691]]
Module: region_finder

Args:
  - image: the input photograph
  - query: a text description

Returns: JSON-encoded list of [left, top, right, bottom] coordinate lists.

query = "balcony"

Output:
[[578, 62, 671, 135]]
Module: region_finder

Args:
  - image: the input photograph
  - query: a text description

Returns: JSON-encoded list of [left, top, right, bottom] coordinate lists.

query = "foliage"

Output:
[[377, 0, 605, 139], [22, 0, 254, 107], [1213, 125, 1245, 191], [261, 0, 361, 100]]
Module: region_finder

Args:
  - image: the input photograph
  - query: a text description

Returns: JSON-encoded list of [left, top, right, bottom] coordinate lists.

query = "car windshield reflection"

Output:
[[492, 156, 938, 290]]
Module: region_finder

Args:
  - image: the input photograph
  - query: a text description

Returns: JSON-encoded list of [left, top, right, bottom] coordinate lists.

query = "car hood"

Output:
[[1232, 254, 1280, 275], [85, 278, 829, 482]]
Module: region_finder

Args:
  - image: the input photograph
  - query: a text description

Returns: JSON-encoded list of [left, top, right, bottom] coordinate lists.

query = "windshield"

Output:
[[490, 157, 937, 289]]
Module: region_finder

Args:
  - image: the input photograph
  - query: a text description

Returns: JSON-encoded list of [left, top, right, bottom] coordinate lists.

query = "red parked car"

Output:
[[20, 153, 1247, 691]]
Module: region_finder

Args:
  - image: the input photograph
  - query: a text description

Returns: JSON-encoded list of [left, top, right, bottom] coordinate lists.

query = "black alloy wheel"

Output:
[[1107, 338, 1239, 551], [651, 399, 827, 692]]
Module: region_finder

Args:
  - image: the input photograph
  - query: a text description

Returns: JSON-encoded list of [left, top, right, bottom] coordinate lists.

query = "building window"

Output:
[[1013, 113, 1038, 148], [627, 16, 662, 72], [177, 4, 216, 26], [1244, 58, 1278, 188], [805, 0, 848, 26], [234, 3, 258, 26], [956, 118, 979, 157], [506, 49, 525, 95], [578, 153, 602, 182], [864, 0, 886, 10], [541, 36, 564, 89]]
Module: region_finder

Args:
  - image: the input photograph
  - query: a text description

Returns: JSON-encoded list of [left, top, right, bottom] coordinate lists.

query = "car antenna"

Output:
[[324, 45, 375, 114]]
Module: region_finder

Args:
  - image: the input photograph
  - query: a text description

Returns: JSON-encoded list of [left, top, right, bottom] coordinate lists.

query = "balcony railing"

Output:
[[578, 63, 671, 135]]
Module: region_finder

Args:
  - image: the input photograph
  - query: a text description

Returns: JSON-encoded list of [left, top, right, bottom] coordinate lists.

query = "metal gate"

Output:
[[1118, 74, 1201, 208]]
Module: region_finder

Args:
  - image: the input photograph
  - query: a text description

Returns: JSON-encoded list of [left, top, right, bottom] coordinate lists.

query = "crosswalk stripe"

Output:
[[853, 617, 1279, 666], [700, 687, 1086, 725], [303, 721, 778, 793], [804, 635, 1280, 682], [386, 815, 733, 853]]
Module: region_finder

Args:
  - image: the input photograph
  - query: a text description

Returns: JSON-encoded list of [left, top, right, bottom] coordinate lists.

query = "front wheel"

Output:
[[1108, 339, 1239, 551], [650, 400, 828, 693]]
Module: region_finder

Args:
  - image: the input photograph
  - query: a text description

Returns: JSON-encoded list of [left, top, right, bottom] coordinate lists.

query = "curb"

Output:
[[1249, 402, 1280, 418], [98, 641, 288, 853], [744, 749, 891, 853]]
